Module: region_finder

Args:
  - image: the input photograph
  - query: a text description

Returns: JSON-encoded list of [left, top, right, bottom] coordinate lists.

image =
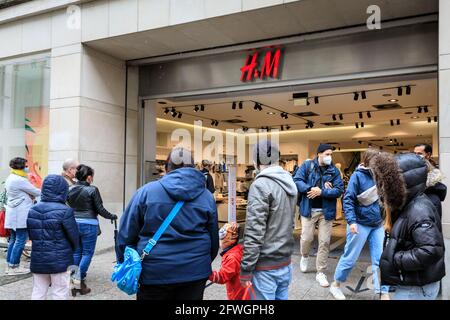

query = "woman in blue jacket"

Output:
[[117, 148, 219, 300], [27, 175, 79, 300], [329, 148, 389, 300]]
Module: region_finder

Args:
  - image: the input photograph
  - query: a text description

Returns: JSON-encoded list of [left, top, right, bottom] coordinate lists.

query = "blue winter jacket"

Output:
[[293, 158, 344, 220], [117, 167, 219, 285], [27, 175, 79, 274], [343, 166, 383, 227]]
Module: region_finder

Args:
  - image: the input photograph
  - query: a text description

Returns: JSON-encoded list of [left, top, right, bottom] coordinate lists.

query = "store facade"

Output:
[[0, 0, 449, 296]]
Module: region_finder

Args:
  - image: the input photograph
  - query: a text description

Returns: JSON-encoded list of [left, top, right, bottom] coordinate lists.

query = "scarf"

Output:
[[11, 169, 28, 178]]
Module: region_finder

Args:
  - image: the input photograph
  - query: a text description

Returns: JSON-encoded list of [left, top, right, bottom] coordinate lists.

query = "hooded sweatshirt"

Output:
[[240, 165, 298, 280], [117, 167, 219, 285]]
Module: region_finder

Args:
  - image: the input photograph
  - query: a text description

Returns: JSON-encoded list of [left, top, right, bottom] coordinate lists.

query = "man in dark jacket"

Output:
[[293, 144, 344, 287], [117, 147, 219, 300], [372, 152, 445, 300], [27, 175, 79, 300], [201, 160, 215, 194]]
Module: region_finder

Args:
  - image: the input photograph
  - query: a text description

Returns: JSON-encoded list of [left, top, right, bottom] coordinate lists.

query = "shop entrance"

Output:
[[139, 73, 438, 259]]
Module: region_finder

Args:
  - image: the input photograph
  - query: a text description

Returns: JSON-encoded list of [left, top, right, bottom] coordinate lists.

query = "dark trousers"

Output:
[[137, 278, 208, 301]]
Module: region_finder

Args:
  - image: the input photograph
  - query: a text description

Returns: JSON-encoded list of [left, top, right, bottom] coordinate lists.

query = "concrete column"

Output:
[[48, 44, 139, 250], [439, 0, 450, 299], [142, 100, 157, 184]]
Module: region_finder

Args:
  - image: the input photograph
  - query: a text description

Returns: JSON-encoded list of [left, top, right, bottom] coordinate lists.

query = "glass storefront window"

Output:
[[0, 57, 51, 196]]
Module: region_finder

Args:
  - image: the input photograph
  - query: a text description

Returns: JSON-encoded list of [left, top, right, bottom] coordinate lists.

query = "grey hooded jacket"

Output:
[[240, 165, 298, 279]]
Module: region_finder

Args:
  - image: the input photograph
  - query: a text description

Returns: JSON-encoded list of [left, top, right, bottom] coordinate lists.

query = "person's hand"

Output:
[[240, 280, 252, 287], [349, 223, 358, 234], [324, 182, 333, 189], [111, 214, 118, 220], [307, 187, 322, 199]]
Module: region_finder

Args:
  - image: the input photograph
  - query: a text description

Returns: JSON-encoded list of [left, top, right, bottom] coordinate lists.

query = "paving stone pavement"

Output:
[[0, 247, 384, 300]]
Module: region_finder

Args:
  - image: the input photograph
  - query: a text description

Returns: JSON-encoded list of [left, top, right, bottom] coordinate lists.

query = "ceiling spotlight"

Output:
[[397, 87, 403, 96], [368, 143, 372, 147], [418, 106, 422, 113], [428, 117, 432, 123], [367, 111, 372, 118], [239, 101, 243, 109], [358, 140, 362, 144], [280, 125, 284, 131], [390, 120, 394, 126], [424, 106, 429, 113], [242, 126, 249, 132], [200, 104, 205, 111], [361, 91, 367, 100], [355, 122, 359, 129], [389, 99, 398, 102], [314, 96, 319, 104], [390, 139, 393, 143], [177, 112, 182, 119], [339, 114, 343, 121], [396, 119, 400, 125], [286, 125, 291, 130], [434, 116, 438, 122], [232, 102, 236, 110], [361, 122, 365, 128], [194, 105, 199, 112], [353, 92, 359, 101], [171, 111, 178, 118], [394, 139, 398, 143], [332, 114, 337, 121], [406, 86, 411, 95], [400, 142, 404, 147], [359, 112, 363, 119], [164, 108, 169, 114]]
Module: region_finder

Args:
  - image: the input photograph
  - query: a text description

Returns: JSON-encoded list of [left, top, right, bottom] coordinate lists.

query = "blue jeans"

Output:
[[252, 264, 292, 300], [334, 224, 389, 294], [7, 228, 28, 267], [73, 223, 98, 280], [393, 281, 440, 300]]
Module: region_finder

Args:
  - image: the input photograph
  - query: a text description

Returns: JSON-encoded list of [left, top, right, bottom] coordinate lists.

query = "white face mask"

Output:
[[323, 155, 332, 166]]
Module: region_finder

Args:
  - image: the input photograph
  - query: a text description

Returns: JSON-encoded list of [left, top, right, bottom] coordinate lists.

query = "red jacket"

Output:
[[209, 244, 247, 300]]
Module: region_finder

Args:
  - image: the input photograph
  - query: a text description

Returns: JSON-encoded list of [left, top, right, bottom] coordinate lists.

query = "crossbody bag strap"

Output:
[[140, 200, 184, 260]]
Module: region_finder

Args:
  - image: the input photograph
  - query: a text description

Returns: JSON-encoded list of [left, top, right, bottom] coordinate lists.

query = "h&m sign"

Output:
[[240, 47, 283, 82]]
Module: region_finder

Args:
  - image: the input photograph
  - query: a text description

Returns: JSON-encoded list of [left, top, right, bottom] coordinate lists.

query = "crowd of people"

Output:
[[0, 140, 447, 300]]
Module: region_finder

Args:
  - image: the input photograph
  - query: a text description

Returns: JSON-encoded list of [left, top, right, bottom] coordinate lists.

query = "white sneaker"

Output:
[[6, 266, 30, 276], [300, 256, 309, 273], [316, 272, 330, 287], [330, 285, 346, 300], [4, 265, 10, 275]]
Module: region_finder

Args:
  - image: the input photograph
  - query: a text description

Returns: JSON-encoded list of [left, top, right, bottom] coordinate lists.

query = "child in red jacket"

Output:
[[209, 222, 248, 300]]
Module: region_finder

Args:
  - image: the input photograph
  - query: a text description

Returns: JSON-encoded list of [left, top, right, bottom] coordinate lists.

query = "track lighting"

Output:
[[353, 92, 359, 101], [434, 116, 438, 122], [396, 119, 400, 125], [280, 112, 288, 119], [418, 106, 422, 113], [359, 112, 363, 119], [424, 106, 429, 113], [361, 122, 365, 128], [200, 104, 205, 111], [332, 114, 337, 121], [253, 102, 262, 111], [171, 107, 177, 117], [286, 125, 291, 130], [211, 120, 219, 126], [361, 91, 367, 100], [390, 139, 393, 143], [406, 86, 411, 95], [314, 96, 319, 104], [355, 122, 359, 129], [367, 111, 372, 118], [239, 101, 243, 109], [194, 105, 199, 112], [280, 125, 284, 131], [164, 108, 169, 114], [177, 112, 182, 119], [368, 143, 372, 147], [358, 141, 362, 144], [339, 114, 343, 121], [232, 102, 236, 110], [390, 120, 394, 126], [428, 117, 432, 123], [306, 121, 314, 129], [242, 126, 249, 132], [397, 87, 403, 96]]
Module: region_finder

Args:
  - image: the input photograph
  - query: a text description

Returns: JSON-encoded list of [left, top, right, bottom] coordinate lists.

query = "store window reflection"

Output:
[[0, 57, 50, 192]]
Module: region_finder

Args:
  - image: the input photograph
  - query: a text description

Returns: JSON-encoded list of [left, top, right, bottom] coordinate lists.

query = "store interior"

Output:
[[150, 74, 438, 257]]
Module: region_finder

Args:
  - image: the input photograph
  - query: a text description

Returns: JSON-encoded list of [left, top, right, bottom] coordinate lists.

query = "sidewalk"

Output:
[[0, 247, 382, 300]]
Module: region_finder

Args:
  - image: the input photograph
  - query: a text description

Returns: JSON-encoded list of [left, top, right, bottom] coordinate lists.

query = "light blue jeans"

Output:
[[7, 228, 28, 267], [393, 281, 440, 300], [334, 224, 389, 294], [252, 264, 292, 300]]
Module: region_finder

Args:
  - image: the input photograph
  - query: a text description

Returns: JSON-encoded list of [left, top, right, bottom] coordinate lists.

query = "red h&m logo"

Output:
[[240, 48, 282, 82]]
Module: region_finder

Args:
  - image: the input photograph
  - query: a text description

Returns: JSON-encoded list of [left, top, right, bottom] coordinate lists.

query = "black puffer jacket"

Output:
[[425, 182, 447, 219], [67, 181, 115, 221], [374, 153, 445, 286]]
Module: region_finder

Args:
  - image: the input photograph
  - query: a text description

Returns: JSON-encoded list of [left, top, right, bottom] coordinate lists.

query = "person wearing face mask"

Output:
[[413, 144, 447, 219], [293, 144, 344, 287], [61, 158, 79, 186], [67, 164, 118, 296], [4, 157, 41, 276]]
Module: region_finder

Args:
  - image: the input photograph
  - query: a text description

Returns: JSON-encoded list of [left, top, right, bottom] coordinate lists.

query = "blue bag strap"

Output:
[[140, 201, 184, 260]]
